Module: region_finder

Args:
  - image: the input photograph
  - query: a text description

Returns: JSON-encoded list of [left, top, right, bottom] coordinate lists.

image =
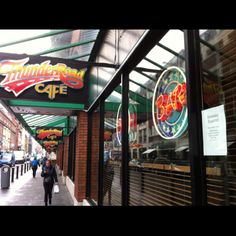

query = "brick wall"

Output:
[[74, 112, 88, 202], [90, 112, 100, 202], [0, 123, 3, 149], [62, 136, 69, 176], [56, 143, 63, 169]]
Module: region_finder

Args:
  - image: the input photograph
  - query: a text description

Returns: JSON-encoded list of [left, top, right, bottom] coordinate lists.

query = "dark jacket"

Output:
[[41, 158, 47, 170], [41, 166, 58, 184]]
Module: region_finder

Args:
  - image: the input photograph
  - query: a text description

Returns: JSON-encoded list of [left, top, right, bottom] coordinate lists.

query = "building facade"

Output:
[[55, 29, 236, 206], [0, 107, 23, 151]]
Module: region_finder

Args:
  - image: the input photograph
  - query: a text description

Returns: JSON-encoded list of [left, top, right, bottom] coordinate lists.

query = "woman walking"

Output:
[[31, 157, 40, 178], [41, 160, 58, 206]]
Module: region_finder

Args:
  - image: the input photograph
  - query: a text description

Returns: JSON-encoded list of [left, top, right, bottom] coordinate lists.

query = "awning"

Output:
[[142, 149, 157, 154]]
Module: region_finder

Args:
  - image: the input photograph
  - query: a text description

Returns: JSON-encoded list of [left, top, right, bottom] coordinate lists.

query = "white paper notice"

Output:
[[201, 105, 227, 156]]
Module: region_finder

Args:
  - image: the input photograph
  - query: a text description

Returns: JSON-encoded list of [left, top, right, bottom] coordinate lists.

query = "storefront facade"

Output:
[[1, 29, 234, 206], [82, 29, 236, 206]]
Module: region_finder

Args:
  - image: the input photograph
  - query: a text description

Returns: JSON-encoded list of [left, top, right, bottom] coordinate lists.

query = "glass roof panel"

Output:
[[0, 29, 99, 61]]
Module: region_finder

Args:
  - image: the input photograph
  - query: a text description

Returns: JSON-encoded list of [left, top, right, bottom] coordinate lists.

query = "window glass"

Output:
[[128, 30, 191, 205], [200, 29, 236, 205]]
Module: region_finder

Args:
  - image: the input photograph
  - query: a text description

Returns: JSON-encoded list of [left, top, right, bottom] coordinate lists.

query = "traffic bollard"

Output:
[[21, 164, 23, 175], [24, 163, 26, 173], [11, 167, 15, 183], [16, 166, 19, 179]]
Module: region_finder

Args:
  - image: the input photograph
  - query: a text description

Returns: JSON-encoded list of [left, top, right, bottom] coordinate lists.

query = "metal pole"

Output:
[[16, 166, 19, 179], [11, 167, 15, 183], [21, 164, 23, 176], [98, 100, 105, 206], [121, 73, 130, 206], [24, 163, 26, 173], [184, 30, 207, 205]]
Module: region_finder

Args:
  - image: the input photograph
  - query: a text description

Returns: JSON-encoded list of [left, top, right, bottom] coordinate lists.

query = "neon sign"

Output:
[[116, 104, 137, 146], [42, 141, 59, 148], [36, 128, 63, 141], [152, 66, 188, 139], [0, 58, 86, 98]]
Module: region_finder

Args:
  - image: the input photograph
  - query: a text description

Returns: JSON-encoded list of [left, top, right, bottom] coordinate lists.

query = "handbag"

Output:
[[44, 175, 52, 183], [53, 183, 60, 194]]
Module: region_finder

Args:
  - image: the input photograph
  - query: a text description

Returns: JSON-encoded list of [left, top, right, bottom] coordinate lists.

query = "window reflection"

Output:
[[127, 30, 192, 205], [200, 29, 236, 205]]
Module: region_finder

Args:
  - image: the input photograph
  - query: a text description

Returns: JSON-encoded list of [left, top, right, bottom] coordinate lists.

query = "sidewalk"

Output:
[[0, 165, 74, 206]]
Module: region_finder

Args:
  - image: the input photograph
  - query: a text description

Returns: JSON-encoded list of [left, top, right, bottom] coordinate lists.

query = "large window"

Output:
[[200, 29, 236, 205], [103, 86, 122, 206], [128, 30, 192, 205]]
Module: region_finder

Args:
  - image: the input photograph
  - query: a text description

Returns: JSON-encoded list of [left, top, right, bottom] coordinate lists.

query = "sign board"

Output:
[[36, 127, 63, 141], [202, 105, 227, 156], [152, 66, 188, 139], [0, 53, 89, 106]]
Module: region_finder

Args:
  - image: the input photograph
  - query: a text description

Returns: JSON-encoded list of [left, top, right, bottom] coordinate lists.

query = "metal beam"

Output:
[[144, 57, 166, 70], [115, 86, 152, 109], [86, 30, 108, 70], [157, 40, 222, 80], [199, 37, 236, 66], [121, 73, 129, 206], [8, 100, 85, 110], [129, 79, 154, 93], [184, 30, 207, 206], [134, 67, 161, 73], [157, 41, 185, 60], [87, 30, 168, 113], [0, 30, 72, 48], [135, 70, 156, 82], [98, 100, 104, 206], [67, 53, 91, 60], [34, 39, 95, 56]]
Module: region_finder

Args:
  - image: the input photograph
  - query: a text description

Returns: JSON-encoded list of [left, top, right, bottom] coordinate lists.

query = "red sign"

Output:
[[0, 58, 85, 97], [155, 83, 186, 122], [42, 141, 59, 148], [36, 128, 63, 141]]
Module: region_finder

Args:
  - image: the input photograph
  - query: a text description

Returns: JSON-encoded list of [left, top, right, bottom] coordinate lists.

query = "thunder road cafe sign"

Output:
[[36, 127, 63, 152], [42, 141, 59, 152], [0, 53, 88, 104], [152, 66, 188, 139], [35, 127, 63, 141]]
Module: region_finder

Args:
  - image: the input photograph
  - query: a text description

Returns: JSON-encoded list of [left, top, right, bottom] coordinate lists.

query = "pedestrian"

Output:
[[41, 160, 58, 206], [41, 156, 47, 170], [31, 157, 39, 178], [103, 154, 114, 205], [11, 152, 16, 167]]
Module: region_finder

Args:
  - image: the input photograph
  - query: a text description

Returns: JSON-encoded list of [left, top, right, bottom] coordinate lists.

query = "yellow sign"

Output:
[[35, 83, 67, 100]]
